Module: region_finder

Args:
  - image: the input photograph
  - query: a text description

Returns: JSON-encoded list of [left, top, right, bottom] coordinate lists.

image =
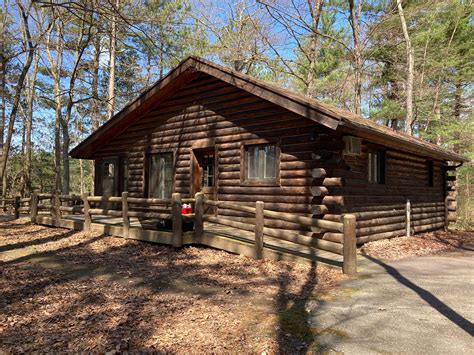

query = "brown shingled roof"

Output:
[[70, 56, 467, 162]]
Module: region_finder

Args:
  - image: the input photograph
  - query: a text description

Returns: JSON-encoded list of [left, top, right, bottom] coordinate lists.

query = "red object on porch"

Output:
[[181, 205, 192, 215]]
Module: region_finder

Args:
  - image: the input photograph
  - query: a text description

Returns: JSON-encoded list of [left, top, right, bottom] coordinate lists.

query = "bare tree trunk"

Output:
[[46, 21, 64, 193], [107, 0, 119, 119], [305, 0, 324, 98], [348, 0, 362, 115], [24, 48, 40, 195], [397, 0, 414, 135], [0, 3, 7, 199], [0, 2, 36, 192]]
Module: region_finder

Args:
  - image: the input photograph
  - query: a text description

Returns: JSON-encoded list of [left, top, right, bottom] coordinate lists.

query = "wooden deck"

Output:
[[35, 214, 343, 268]]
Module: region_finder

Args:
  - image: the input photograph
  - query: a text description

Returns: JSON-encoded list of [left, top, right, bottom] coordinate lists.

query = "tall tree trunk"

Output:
[[397, 0, 414, 135], [305, 0, 324, 98], [24, 48, 40, 195], [348, 0, 362, 115], [45, 21, 64, 192], [0, 3, 7, 198], [107, 0, 119, 119], [0, 2, 36, 193], [91, 31, 101, 193]]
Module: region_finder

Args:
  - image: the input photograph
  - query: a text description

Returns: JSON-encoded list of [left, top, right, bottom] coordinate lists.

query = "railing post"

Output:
[[405, 199, 411, 237], [172, 193, 183, 247], [53, 191, 62, 227], [122, 191, 130, 238], [14, 196, 20, 220], [255, 201, 264, 259], [342, 214, 357, 276], [82, 193, 91, 232], [30, 190, 39, 223], [444, 195, 449, 231], [194, 192, 204, 240]]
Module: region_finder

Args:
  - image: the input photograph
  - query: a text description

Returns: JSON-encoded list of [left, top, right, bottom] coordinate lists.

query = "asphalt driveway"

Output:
[[309, 249, 474, 353]]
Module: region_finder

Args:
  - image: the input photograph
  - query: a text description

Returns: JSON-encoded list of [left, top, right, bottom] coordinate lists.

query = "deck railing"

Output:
[[7, 190, 356, 275], [195, 193, 357, 275]]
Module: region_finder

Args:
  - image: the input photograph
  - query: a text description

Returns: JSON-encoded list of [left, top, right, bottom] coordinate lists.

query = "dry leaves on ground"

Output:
[[0, 217, 344, 354], [360, 229, 473, 260]]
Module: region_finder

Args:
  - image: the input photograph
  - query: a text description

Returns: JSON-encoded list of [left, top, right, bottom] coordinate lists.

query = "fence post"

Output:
[[255, 201, 264, 259], [194, 192, 204, 240], [30, 190, 39, 223], [405, 199, 411, 237], [82, 193, 91, 232], [53, 191, 61, 227], [172, 193, 183, 247], [342, 214, 357, 276], [122, 191, 130, 238], [14, 196, 20, 219]]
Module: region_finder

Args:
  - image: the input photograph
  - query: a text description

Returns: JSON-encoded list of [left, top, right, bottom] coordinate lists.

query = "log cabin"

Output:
[[70, 56, 467, 244]]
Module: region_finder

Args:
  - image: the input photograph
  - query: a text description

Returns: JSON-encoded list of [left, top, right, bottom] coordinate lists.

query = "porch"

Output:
[[6, 191, 356, 274]]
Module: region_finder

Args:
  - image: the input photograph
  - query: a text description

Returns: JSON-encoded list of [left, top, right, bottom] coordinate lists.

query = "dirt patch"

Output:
[[360, 229, 474, 260], [0, 217, 345, 353]]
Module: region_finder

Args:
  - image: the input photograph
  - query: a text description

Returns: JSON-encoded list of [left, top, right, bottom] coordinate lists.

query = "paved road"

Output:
[[309, 249, 474, 354]]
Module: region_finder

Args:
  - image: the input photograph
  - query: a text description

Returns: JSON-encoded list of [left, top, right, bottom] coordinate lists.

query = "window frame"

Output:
[[240, 139, 280, 187], [100, 157, 119, 196], [367, 149, 386, 185], [145, 150, 175, 199]]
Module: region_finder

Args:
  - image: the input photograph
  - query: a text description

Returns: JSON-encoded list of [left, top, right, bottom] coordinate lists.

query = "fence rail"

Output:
[[197, 193, 357, 275]]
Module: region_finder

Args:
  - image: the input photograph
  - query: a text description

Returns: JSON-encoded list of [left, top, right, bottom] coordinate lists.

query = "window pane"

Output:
[[102, 160, 116, 196], [149, 153, 173, 199], [245, 144, 277, 180]]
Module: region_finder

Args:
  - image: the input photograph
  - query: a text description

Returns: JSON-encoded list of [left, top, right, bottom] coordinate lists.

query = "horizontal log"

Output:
[[37, 204, 52, 210], [127, 211, 172, 219], [262, 227, 343, 255], [203, 215, 255, 233], [59, 206, 84, 213], [318, 232, 344, 244], [87, 196, 122, 203], [262, 209, 343, 233], [356, 215, 406, 228], [127, 197, 172, 205], [204, 199, 256, 215], [352, 209, 406, 220], [357, 221, 407, 237], [412, 222, 445, 233], [18, 206, 30, 212], [411, 216, 445, 227], [59, 195, 82, 201], [19, 197, 31, 203], [38, 193, 53, 199], [357, 229, 406, 244], [88, 208, 122, 217]]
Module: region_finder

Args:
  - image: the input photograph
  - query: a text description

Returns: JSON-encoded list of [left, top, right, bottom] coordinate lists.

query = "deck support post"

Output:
[[122, 192, 130, 238], [30, 190, 39, 223], [172, 193, 183, 247], [342, 214, 357, 276], [82, 193, 91, 232], [405, 199, 411, 237], [444, 195, 449, 231], [194, 192, 204, 241], [14, 196, 20, 219], [255, 201, 264, 259]]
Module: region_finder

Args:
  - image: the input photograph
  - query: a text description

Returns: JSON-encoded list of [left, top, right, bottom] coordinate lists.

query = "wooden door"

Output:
[[191, 148, 216, 199]]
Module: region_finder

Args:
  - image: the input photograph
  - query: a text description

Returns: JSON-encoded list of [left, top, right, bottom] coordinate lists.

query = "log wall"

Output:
[[334, 144, 448, 243], [93, 73, 342, 234]]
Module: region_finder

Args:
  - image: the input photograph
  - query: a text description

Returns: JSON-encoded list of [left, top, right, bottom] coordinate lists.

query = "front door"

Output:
[[192, 148, 216, 199]]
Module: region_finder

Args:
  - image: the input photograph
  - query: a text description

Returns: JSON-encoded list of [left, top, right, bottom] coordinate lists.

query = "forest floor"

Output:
[[0, 216, 472, 353]]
